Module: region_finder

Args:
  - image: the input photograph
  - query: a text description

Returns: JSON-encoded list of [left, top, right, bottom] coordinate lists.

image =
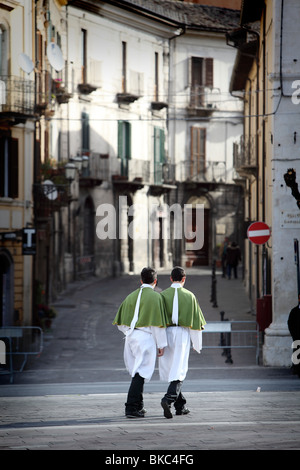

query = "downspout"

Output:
[[246, 77, 253, 311], [167, 26, 186, 266], [243, 26, 260, 299], [262, 4, 267, 295]]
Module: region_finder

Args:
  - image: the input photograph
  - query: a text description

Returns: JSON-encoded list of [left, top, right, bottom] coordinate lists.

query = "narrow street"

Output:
[[1, 269, 300, 451]]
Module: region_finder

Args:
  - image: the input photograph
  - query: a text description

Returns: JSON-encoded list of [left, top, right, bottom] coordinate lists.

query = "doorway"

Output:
[[0, 249, 14, 326], [185, 195, 210, 266]]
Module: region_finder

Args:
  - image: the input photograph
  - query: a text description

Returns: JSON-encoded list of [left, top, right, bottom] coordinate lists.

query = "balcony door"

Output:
[[190, 57, 213, 107], [185, 196, 210, 267], [118, 121, 131, 177]]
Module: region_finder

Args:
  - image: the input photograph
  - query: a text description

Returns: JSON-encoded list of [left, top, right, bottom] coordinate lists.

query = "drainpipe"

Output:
[[242, 26, 260, 299], [167, 26, 186, 266]]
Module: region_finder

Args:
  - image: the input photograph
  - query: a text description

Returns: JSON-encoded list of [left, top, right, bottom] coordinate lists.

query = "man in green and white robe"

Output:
[[113, 267, 167, 418], [159, 266, 206, 418]]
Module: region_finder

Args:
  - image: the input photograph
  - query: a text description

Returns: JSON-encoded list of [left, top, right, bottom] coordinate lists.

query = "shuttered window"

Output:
[[118, 121, 131, 177], [190, 57, 213, 107], [154, 127, 165, 184], [190, 127, 206, 178]]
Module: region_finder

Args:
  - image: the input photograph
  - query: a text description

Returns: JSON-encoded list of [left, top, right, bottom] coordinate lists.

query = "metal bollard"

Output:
[[210, 260, 218, 307], [220, 311, 233, 364]]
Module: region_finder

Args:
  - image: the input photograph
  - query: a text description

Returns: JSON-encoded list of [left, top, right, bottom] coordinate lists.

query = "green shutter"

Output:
[[126, 122, 131, 160], [118, 121, 123, 159], [160, 129, 165, 163]]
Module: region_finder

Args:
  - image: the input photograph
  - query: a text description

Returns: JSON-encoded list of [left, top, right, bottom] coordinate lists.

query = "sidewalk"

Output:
[[1, 267, 300, 451]]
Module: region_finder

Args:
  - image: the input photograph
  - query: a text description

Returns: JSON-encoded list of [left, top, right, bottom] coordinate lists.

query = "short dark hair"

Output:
[[171, 266, 186, 281], [141, 267, 157, 284]]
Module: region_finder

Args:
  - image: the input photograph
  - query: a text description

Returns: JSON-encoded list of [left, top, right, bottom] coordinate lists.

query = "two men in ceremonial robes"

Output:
[[159, 266, 206, 418], [113, 267, 167, 418]]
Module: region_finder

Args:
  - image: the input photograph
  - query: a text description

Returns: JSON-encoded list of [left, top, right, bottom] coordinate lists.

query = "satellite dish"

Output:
[[18, 53, 34, 74], [47, 43, 64, 72], [42, 180, 58, 201]]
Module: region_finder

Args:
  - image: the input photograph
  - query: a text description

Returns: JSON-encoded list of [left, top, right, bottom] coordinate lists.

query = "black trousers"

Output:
[[125, 373, 145, 413], [163, 380, 186, 411]]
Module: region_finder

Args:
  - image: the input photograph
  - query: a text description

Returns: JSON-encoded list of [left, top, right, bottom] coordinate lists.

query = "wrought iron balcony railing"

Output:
[[153, 162, 176, 185], [233, 136, 257, 177], [0, 75, 35, 117]]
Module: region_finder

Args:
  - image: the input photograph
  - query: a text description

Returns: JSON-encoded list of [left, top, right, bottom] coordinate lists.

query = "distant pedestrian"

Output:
[[219, 236, 229, 278], [226, 241, 241, 279], [113, 267, 167, 418], [158, 266, 206, 418], [288, 293, 300, 377]]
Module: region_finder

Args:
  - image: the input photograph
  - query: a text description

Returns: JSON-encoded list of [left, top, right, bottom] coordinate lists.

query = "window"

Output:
[[82, 111, 90, 152], [122, 41, 127, 93], [0, 134, 18, 198], [190, 127, 206, 179], [154, 127, 165, 184], [154, 52, 159, 101], [118, 121, 131, 177], [190, 57, 213, 107], [81, 29, 87, 83]]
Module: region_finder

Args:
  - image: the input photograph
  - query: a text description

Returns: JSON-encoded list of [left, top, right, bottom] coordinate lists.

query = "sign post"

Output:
[[247, 221, 271, 245], [247, 222, 271, 297], [22, 228, 36, 255]]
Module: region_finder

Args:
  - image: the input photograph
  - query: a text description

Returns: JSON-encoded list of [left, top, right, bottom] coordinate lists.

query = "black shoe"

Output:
[[175, 406, 190, 415], [125, 410, 145, 418], [161, 397, 173, 419]]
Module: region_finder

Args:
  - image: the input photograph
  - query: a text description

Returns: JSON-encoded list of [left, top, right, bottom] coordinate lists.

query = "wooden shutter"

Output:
[[205, 58, 213, 87], [191, 127, 206, 177]]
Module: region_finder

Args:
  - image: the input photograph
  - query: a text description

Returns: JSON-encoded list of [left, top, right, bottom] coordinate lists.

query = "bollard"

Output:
[[210, 260, 218, 307], [219, 311, 233, 364]]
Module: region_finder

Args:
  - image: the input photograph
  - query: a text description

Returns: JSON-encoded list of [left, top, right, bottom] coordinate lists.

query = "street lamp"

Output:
[[82, 155, 89, 169], [65, 162, 76, 182]]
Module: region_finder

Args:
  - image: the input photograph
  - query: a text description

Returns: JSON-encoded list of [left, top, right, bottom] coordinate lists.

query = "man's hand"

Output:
[[157, 348, 164, 357]]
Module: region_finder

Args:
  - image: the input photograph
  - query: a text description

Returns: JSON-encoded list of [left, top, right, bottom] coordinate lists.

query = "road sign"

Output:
[[247, 221, 271, 245], [22, 228, 36, 255]]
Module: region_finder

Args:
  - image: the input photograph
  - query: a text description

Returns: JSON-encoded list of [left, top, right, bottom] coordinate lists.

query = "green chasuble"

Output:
[[113, 287, 167, 328], [160, 287, 206, 331]]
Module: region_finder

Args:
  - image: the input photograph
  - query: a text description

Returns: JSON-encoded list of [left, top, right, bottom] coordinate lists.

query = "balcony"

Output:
[[151, 100, 168, 111], [233, 136, 257, 178], [116, 92, 140, 105], [78, 151, 107, 187], [186, 85, 217, 117], [177, 160, 227, 190], [149, 162, 176, 195], [112, 158, 149, 192], [0, 75, 35, 123], [52, 79, 72, 105]]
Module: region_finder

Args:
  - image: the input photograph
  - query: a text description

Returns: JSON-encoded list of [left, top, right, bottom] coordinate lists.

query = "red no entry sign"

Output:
[[247, 221, 271, 245]]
